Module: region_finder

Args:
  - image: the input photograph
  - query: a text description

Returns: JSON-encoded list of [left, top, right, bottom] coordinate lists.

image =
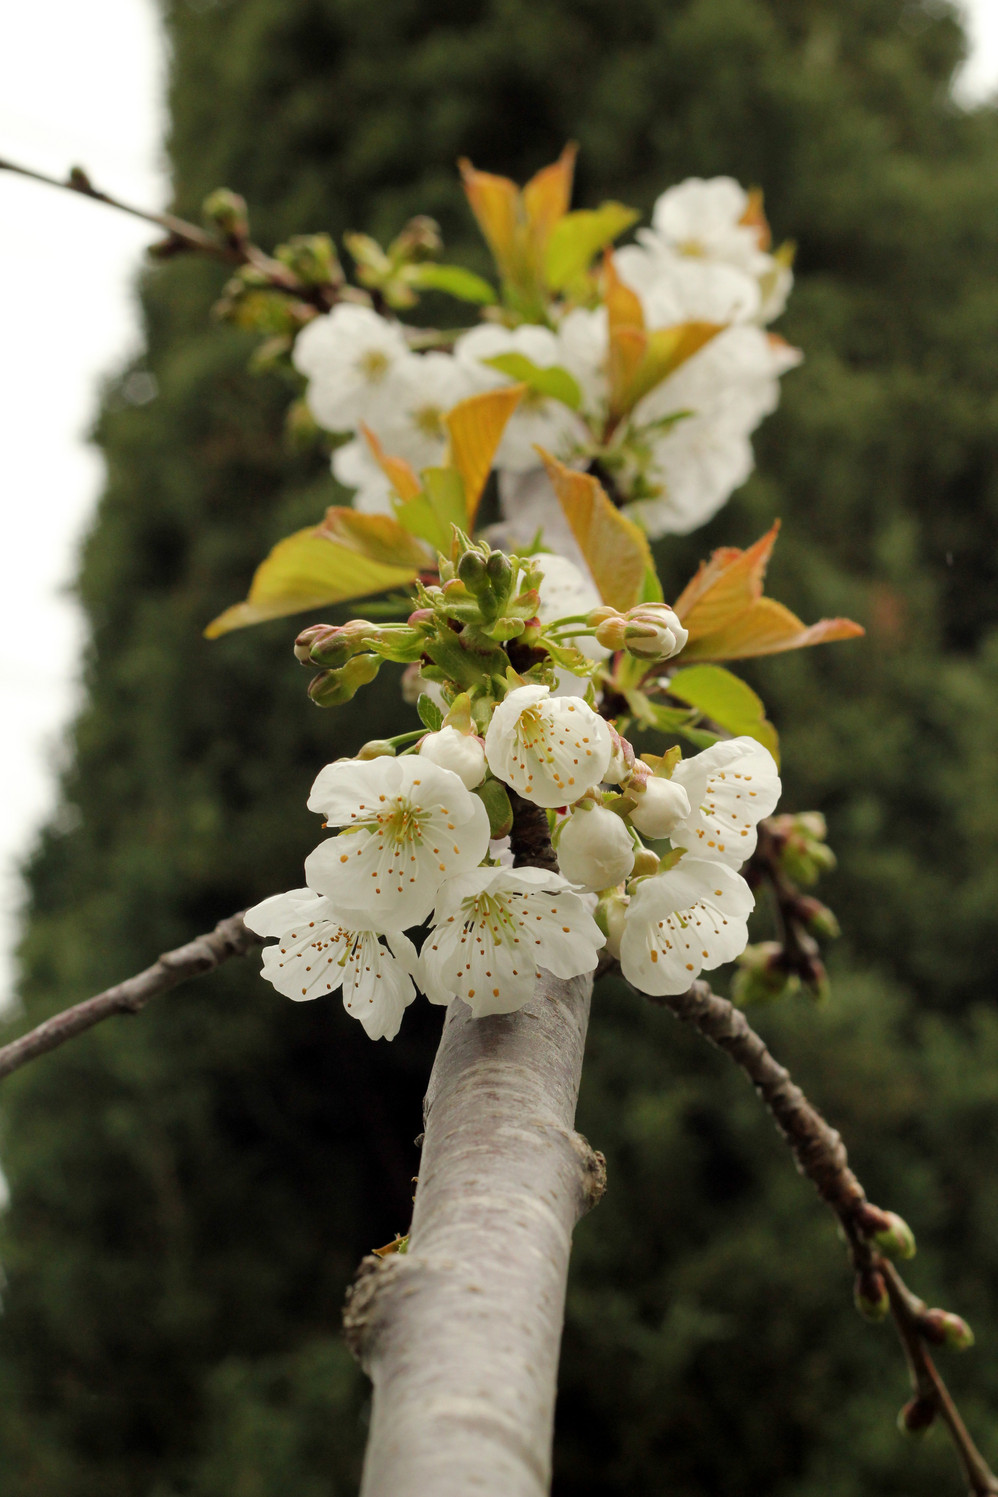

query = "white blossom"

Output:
[[669, 737, 782, 867], [422, 865, 605, 1016], [418, 726, 487, 789], [484, 684, 612, 808], [650, 177, 764, 272], [366, 351, 476, 472], [619, 858, 755, 996], [556, 804, 635, 891], [454, 323, 588, 472], [626, 775, 692, 839], [244, 888, 418, 1040], [293, 304, 409, 432], [332, 437, 395, 515], [305, 756, 491, 927]]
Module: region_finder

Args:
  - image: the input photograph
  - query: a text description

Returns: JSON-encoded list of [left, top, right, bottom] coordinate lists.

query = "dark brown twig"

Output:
[[0, 912, 263, 1083], [650, 978, 998, 1496]]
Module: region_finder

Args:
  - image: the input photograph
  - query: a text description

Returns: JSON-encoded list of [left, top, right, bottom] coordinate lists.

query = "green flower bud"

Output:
[[730, 943, 799, 1007], [298, 619, 378, 668], [457, 551, 489, 592], [308, 653, 381, 706], [356, 739, 397, 760], [274, 233, 343, 287]]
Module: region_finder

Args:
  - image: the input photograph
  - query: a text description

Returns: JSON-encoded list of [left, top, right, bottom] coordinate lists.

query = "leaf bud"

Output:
[[919, 1309, 975, 1351], [307, 653, 381, 706], [202, 187, 249, 242], [356, 739, 397, 760], [867, 1210, 917, 1262], [898, 1397, 936, 1437], [854, 1268, 890, 1322]]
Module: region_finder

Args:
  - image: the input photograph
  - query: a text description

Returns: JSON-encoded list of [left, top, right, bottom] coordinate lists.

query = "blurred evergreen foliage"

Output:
[[2, 1, 998, 1492]]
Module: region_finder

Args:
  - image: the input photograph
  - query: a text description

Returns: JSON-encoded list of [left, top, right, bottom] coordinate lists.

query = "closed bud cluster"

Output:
[[730, 942, 799, 1007], [919, 1308, 975, 1351], [275, 233, 343, 288], [307, 653, 382, 706], [854, 1267, 890, 1322], [794, 895, 841, 941], [589, 604, 688, 661], [391, 215, 443, 262], [770, 811, 836, 888], [297, 619, 428, 668]]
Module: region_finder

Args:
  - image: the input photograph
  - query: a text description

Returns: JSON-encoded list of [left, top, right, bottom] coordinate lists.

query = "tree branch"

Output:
[[0, 912, 263, 1083], [344, 799, 604, 1497], [0, 155, 343, 310], [651, 978, 998, 1497]]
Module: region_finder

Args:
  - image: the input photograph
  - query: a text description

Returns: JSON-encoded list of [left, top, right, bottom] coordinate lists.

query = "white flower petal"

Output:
[[422, 865, 604, 1017], [670, 738, 782, 867], [304, 756, 491, 927], [620, 858, 755, 996], [485, 685, 612, 808]]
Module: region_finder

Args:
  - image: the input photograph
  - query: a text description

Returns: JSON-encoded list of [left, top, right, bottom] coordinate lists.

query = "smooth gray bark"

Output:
[[347, 970, 603, 1497]]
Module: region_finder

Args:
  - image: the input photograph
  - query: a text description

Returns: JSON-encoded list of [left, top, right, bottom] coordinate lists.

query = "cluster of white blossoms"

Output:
[[291, 177, 799, 539], [246, 673, 781, 1038]]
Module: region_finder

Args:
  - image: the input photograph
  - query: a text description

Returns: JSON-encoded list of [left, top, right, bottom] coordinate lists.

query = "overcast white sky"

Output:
[[0, 2, 996, 1013]]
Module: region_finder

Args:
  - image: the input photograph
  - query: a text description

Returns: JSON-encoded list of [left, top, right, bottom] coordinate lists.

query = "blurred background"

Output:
[[3, 1, 998, 1492]]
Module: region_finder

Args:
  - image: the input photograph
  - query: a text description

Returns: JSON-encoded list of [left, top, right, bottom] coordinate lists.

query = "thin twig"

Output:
[[0, 912, 263, 1083], [0, 155, 341, 310], [650, 978, 998, 1496]]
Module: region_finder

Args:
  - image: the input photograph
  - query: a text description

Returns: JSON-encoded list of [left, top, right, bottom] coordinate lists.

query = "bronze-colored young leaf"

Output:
[[444, 384, 525, 522], [538, 450, 656, 612], [204, 525, 423, 638], [674, 523, 865, 661]]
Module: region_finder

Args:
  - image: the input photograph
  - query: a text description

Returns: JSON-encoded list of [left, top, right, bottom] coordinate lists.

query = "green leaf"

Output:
[[623, 689, 696, 734], [668, 664, 780, 761], [393, 467, 467, 553], [406, 263, 498, 304], [482, 354, 582, 411], [544, 202, 640, 290], [416, 693, 444, 731], [638, 564, 665, 604]]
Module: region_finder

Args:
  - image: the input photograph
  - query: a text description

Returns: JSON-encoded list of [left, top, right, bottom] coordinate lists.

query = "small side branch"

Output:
[[0, 156, 340, 310], [651, 979, 998, 1497], [0, 912, 263, 1083]]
